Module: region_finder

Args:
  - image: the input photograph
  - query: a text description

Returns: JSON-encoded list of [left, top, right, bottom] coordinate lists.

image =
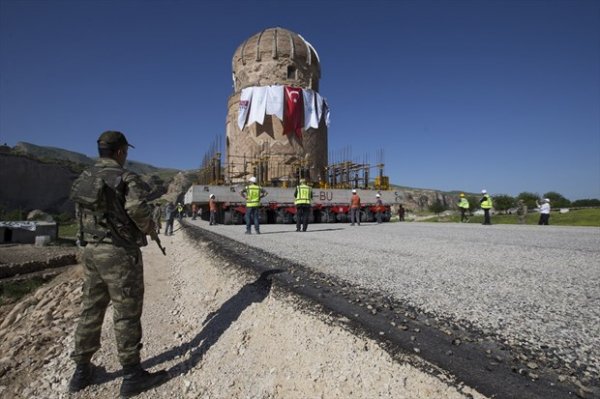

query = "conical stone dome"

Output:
[[232, 27, 321, 91]]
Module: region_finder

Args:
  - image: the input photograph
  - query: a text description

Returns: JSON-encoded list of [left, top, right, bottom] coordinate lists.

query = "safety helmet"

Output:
[[376, 194, 381, 198], [352, 189, 357, 193], [544, 198, 550, 203], [460, 193, 465, 197], [481, 189, 487, 194], [249, 176, 257, 183], [210, 194, 215, 199]]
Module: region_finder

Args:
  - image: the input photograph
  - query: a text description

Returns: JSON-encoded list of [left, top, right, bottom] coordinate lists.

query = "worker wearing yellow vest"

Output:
[[294, 178, 313, 232], [457, 193, 470, 223], [241, 176, 267, 234], [479, 189, 493, 225]]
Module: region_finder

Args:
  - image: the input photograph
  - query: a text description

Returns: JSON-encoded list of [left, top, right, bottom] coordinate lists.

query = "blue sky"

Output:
[[1, 0, 598, 200]]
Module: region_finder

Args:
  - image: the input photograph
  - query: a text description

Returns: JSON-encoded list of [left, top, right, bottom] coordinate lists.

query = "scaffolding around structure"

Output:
[[197, 139, 389, 190]]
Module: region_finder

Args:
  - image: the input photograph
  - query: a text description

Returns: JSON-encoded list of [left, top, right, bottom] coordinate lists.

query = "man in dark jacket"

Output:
[[164, 202, 176, 235]]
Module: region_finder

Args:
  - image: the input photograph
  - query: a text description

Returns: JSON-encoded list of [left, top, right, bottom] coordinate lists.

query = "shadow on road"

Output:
[[144, 268, 282, 378], [90, 269, 282, 386]]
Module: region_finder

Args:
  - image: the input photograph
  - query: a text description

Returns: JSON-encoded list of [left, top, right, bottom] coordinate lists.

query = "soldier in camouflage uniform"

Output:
[[68, 131, 167, 397]]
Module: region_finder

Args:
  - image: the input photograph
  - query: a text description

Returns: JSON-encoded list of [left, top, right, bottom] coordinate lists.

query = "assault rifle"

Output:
[[150, 232, 167, 256]]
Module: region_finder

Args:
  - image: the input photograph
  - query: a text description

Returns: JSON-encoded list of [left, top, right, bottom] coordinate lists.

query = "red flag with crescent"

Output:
[[284, 86, 304, 138]]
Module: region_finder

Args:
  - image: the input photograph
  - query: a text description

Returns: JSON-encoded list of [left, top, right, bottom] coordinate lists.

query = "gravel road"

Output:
[[0, 230, 484, 399], [187, 220, 600, 388]]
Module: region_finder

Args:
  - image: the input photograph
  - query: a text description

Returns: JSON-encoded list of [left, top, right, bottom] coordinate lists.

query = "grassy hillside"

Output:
[[417, 208, 600, 227]]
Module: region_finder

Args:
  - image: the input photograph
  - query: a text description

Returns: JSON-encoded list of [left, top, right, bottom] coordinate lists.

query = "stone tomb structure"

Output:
[[226, 27, 329, 186]]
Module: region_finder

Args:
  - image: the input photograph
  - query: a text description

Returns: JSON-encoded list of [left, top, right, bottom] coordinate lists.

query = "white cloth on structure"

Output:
[[303, 89, 319, 130], [237, 87, 253, 130], [266, 85, 284, 120], [247, 86, 268, 126], [323, 97, 330, 126], [315, 92, 324, 126]]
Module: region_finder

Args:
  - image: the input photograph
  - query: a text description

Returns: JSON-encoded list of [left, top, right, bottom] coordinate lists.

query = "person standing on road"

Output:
[[191, 203, 198, 220], [164, 202, 176, 236], [375, 193, 383, 224], [294, 178, 313, 232], [152, 203, 162, 234], [516, 199, 528, 224], [480, 189, 493, 225], [176, 202, 184, 221], [457, 193, 470, 223], [536, 198, 551, 225], [241, 176, 267, 234], [68, 131, 167, 397], [398, 204, 405, 221], [209, 194, 218, 225], [350, 189, 361, 226]]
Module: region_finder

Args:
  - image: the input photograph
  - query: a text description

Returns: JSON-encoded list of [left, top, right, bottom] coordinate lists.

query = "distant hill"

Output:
[[13, 142, 94, 166], [13, 142, 180, 178]]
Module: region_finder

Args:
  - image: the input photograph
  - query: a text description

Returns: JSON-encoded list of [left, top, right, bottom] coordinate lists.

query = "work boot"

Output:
[[120, 364, 168, 398], [69, 363, 94, 392]]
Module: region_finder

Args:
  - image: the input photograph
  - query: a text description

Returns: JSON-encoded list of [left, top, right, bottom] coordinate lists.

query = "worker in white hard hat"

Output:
[[209, 194, 218, 226], [536, 198, 551, 225], [479, 189, 493, 225], [457, 193, 470, 223], [350, 189, 361, 226], [240, 176, 267, 234], [374, 193, 384, 224], [294, 178, 313, 232]]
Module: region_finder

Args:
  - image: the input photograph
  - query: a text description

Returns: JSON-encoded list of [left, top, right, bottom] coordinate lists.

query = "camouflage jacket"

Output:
[[70, 158, 154, 248]]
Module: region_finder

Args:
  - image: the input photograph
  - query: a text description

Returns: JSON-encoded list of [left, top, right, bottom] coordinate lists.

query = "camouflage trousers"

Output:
[[71, 243, 144, 366]]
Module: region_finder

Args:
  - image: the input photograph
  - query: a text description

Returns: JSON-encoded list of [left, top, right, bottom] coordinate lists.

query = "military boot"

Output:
[[120, 364, 168, 398], [68, 363, 94, 392]]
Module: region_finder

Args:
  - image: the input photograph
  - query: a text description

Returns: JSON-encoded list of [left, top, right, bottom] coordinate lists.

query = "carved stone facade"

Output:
[[226, 27, 328, 185]]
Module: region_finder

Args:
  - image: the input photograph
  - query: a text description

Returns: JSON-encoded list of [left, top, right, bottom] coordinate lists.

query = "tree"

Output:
[[571, 198, 600, 207], [493, 194, 516, 214], [428, 199, 446, 215], [461, 195, 480, 214], [517, 192, 540, 210], [543, 191, 571, 208]]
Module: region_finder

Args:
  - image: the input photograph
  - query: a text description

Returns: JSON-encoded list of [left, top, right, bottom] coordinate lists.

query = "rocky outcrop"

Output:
[[161, 171, 197, 204], [397, 188, 458, 211], [0, 151, 179, 216], [26, 210, 54, 222], [0, 153, 78, 215]]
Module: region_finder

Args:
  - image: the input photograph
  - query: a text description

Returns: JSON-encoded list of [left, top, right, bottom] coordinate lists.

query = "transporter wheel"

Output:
[[383, 211, 391, 222], [361, 210, 372, 223], [337, 213, 348, 223], [223, 210, 232, 225], [275, 209, 285, 224]]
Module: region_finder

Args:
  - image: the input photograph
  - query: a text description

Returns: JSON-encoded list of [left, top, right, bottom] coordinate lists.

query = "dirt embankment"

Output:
[[0, 231, 484, 399]]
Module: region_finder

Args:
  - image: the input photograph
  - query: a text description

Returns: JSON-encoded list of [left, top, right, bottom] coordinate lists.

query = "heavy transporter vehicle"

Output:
[[184, 185, 401, 225]]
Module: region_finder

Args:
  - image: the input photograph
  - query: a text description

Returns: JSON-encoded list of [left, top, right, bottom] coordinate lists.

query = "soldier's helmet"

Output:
[[97, 131, 134, 149]]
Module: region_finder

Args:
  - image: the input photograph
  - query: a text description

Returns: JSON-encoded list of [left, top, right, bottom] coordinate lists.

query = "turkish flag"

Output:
[[284, 86, 304, 138]]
